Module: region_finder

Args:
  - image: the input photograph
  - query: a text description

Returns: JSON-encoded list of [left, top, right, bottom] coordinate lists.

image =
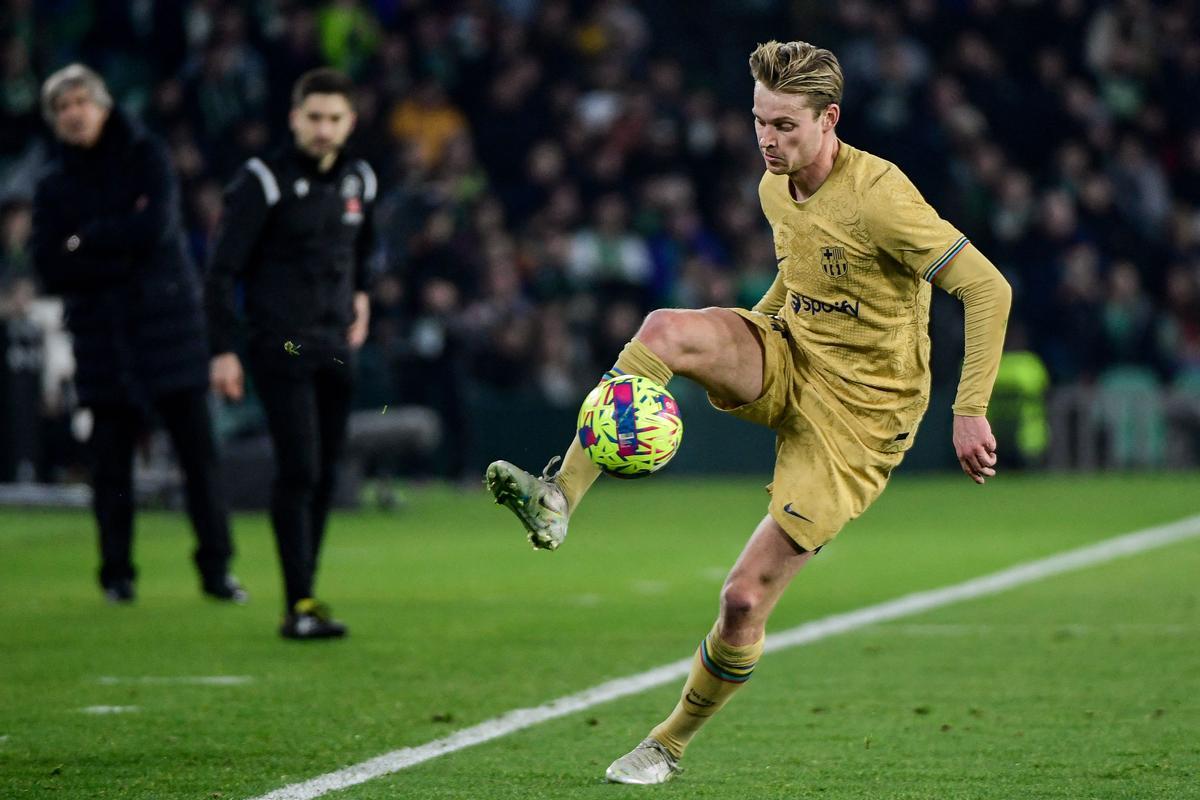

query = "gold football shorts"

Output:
[[709, 309, 906, 552]]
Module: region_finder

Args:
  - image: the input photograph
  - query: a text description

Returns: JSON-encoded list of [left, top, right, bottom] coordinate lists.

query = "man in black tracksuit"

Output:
[[32, 64, 244, 604], [206, 68, 375, 639]]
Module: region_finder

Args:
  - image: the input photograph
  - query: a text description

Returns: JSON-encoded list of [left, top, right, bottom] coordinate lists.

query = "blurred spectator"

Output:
[[472, 57, 546, 187], [1076, 171, 1143, 262], [1046, 243, 1105, 383], [265, 8, 324, 120], [182, 27, 268, 164], [7, 0, 1200, 479], [1158, 266, 1200, 379], [32, 64, 241, 604], [1101, 260, 1159, 373], [647, 203, 727, 305], [0, 37, 38, 160], [318, 0, 381, 78], [0, 197, 32, 276], [568, 193, 652, 302], [1174, 129, 1200, 207], [987, 323, 1051, 469], [185, 177, 223, 268], [388, 79, 467, 171], [0, 274, 41, 482], [465, 238, 536, 388], [1109, 134, 1171, 238]]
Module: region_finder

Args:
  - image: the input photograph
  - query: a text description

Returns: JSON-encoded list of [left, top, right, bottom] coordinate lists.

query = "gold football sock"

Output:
[[554, 339, 674, 511], [648, 623, 763, 759], [606, 338, 674, 388]]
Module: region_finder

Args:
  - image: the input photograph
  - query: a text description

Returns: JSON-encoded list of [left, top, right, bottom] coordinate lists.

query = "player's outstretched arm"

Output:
[[953, 414, 997, 484], [933, 244, 1011, 484]]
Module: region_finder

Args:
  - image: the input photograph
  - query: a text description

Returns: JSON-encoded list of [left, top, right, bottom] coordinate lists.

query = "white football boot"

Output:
[[605, 738, 682, 784], [485, 457, 569, 550]]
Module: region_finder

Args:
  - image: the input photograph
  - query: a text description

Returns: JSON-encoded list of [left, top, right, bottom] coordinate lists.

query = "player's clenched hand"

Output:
[[952, 414, 997, 485], [210, 352, 244, 402]]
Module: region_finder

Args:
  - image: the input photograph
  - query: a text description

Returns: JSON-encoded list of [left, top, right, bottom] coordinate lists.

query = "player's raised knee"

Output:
[[636, 309, 688, 358], [636, 308, 724, 370]]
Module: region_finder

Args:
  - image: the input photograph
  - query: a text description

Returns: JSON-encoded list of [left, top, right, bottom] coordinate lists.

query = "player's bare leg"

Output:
[[607, 515, 815, 783], [715, 514, 817, 643], [634, 307, 766, 408], [487, 307, 765, 550]]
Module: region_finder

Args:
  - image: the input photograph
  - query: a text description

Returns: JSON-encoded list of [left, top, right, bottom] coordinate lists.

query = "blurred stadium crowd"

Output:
[[1, 0, 1200, 482]]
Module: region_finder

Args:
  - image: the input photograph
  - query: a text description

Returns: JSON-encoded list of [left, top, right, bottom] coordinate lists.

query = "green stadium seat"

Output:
[[1094, 366, 1165, 468], [1164, 367, 1200, 468]]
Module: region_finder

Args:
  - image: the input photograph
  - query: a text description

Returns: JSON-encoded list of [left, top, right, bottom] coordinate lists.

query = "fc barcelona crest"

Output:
[[820, 245, 849, 279]]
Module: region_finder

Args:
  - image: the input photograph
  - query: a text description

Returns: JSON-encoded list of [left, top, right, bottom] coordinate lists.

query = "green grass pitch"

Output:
[[1, 473, 1198, 799]]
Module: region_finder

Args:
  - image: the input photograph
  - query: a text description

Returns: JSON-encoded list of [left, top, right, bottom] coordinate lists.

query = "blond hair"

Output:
[[749, 40, 843, 116]]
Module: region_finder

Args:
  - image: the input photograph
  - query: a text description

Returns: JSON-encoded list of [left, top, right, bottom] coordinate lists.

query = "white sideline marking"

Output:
[[866, 622, 1199, 636], [80, 706, 140, 714], [97, 675, 253, 686], [247, 513, 1200, 800]]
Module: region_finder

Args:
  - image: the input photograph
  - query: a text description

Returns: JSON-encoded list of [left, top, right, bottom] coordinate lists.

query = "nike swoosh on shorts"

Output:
[[782, 503, 813, 523]]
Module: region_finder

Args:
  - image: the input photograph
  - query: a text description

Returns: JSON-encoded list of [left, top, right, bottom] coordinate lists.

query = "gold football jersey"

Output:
[[756, 141, 967, 451]]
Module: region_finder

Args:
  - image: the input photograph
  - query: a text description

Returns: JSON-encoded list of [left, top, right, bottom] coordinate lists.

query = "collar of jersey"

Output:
[[785, 138, 848, 208]]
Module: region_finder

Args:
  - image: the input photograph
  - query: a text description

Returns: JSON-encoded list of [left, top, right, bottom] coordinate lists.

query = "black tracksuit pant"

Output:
[[250, 357, 353, 612], [91, 388, 232, 586]]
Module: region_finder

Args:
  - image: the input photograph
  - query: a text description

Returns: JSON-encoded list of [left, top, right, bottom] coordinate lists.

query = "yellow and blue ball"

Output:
[[577, 375, 682, 478]]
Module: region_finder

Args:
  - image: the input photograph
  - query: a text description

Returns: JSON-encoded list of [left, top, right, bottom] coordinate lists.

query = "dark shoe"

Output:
[[102, 579, 136, 604], [280, 598, 347, 640], [202, 574, 249, 604]]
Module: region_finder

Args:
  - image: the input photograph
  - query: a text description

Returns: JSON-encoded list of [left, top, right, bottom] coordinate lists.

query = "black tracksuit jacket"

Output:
[[205, 145, 376, 372]]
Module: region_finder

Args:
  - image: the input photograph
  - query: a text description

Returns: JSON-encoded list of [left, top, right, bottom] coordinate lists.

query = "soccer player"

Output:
[[207, 68, 376, 639], [486, 41, 1011, 783]]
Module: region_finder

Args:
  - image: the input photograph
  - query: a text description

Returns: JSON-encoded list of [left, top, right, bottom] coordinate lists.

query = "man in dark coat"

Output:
[[207, 68, 375, 639], [31, 63, 245, 605]]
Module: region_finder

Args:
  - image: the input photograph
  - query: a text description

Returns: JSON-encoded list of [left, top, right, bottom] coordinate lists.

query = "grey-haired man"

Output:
[[31, 64, 245, 605]]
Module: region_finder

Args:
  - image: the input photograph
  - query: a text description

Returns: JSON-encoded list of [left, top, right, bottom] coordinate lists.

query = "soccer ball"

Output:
[[576, 375, 683, 478]]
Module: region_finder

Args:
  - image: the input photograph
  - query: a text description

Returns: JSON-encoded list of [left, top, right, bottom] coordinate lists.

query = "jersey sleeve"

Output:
[[753, 173, 790, 316], [867, 166, 967, 282], [751, 273, 788, 316], [932, 244, 1012, 416]]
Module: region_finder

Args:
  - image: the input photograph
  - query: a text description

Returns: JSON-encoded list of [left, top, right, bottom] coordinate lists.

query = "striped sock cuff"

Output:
[[698, 631, 763, 684], [601, 367, 627, 382]]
